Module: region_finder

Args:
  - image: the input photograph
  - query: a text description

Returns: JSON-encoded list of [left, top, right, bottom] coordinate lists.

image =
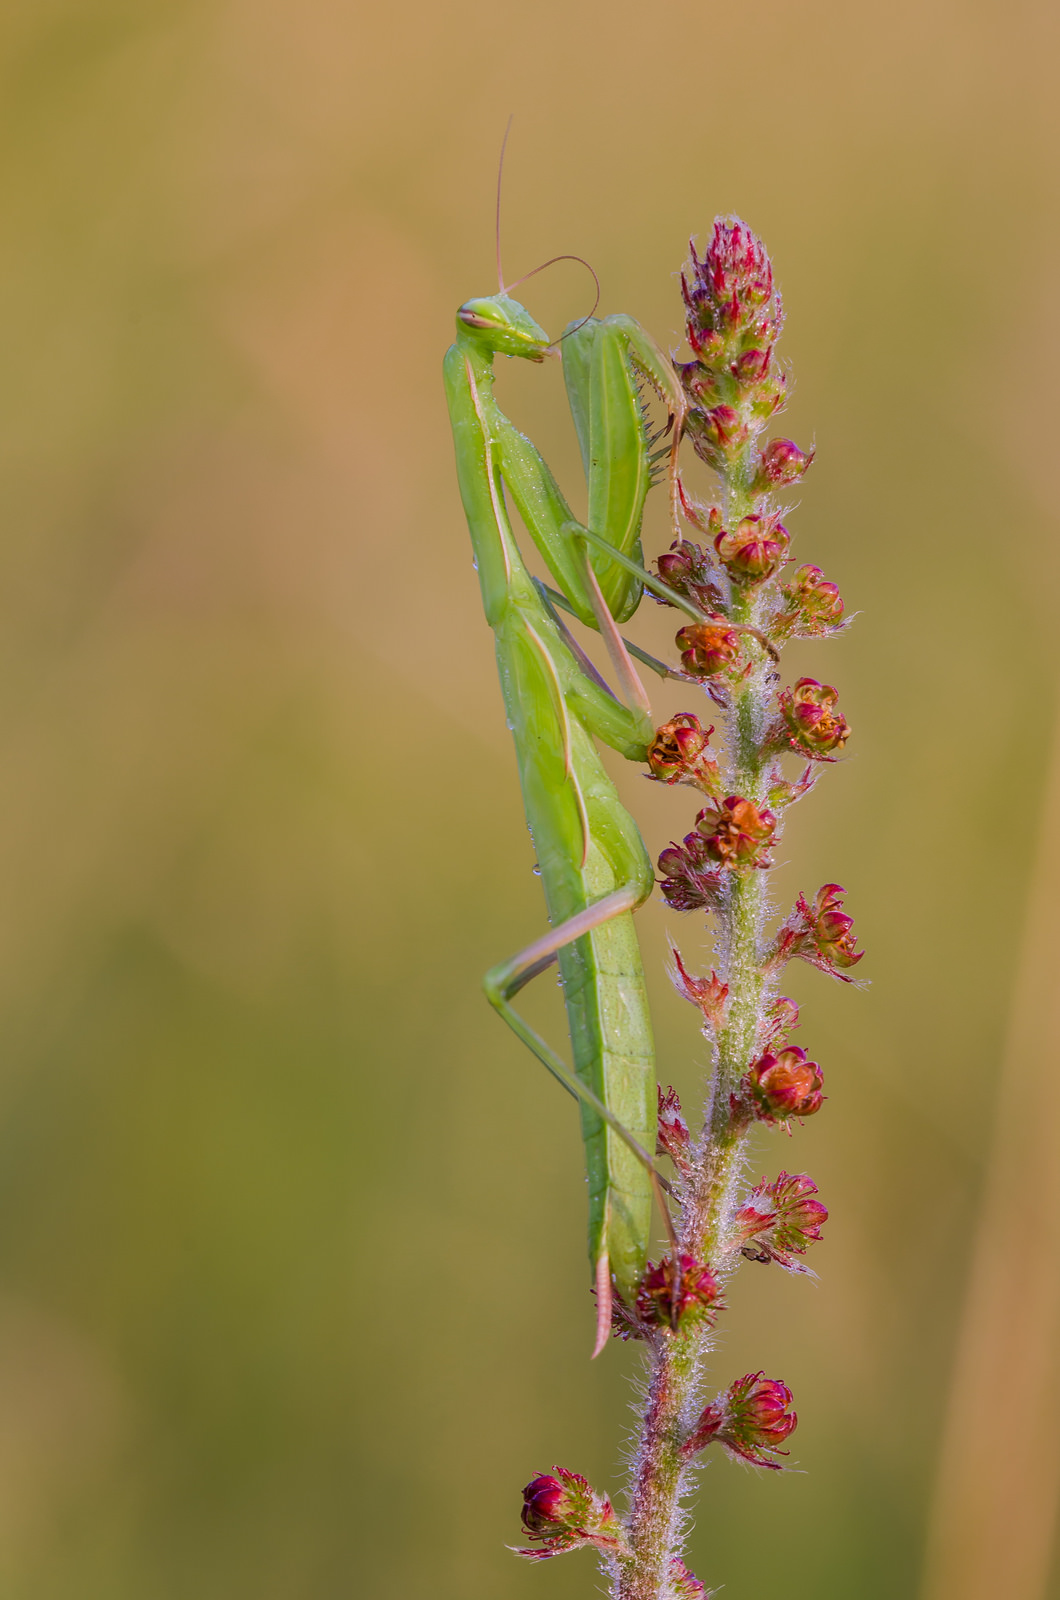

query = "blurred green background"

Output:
[[0, 1, 1057, 1596]]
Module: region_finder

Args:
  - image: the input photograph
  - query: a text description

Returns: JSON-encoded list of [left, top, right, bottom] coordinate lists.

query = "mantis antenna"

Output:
[[507, 255, 602, 343], [496, 114, 513, 293], [494, 119, 602, 339]]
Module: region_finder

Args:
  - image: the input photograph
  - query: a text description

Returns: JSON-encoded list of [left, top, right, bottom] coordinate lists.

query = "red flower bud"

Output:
[[767, 763, 818, 812], [778, 677, 850, 759], [707, 406, 740, 443], [657, 837, 724, 913], [656, 543, 695, 584], [763, 994, 800, 1044], [653, 539, 724, 614], [754, 438, 814, 490], [749, 374, 787, 421], [647, 714, 719, 793], [682, 220, 778, 342], [517, 1467, 622, 1559], [679, 219, 787, 468], [670, 948, 729, 1029], [777, 564, 845, 640], [732, 346, 772, 384], [637, 1253, 722, 1333], [675, 481, 720, 538], [678, 363, 718, 404], [733, 1172, 828, 1272], [670, 1558, 708, 1599], [695, 795, 777, 870], [684, 1373, 797, 1467], [657, 1085, 692, 1169], [772, 883, 864, 979], [746, 1045, 824, 1122], [684, 325, 727, 364], [521, 1474, 573, 1537], [810, 883, 862, 967], [714, 513, 790, 583], [675, 620, 743, 680], [686, 403, 750, 470]]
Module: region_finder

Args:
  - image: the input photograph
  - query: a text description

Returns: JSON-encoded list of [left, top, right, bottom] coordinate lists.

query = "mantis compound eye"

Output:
[[457, 305, 494, 329]]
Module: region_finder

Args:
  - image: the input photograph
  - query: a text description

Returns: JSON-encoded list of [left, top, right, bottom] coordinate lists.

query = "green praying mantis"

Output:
[[443, 242, 693, 1353]]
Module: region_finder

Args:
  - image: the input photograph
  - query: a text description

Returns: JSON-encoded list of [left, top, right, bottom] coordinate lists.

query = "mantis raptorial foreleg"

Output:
[[560, 313, 687, 597], [456, 303, 684, 632], [444, 279, 684, 1351]]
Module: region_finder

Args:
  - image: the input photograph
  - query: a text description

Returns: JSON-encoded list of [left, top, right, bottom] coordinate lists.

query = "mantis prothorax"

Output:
[[443, 273, 687, 1354]]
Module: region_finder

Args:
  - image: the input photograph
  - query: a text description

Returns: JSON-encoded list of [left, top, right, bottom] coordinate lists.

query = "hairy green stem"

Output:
[[616, 1333, 699, 1600], [617, 460, 774, 1600]]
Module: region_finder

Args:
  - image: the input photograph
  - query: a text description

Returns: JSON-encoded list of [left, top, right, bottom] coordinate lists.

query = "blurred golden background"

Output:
[[0, 0, 1057, 1596]]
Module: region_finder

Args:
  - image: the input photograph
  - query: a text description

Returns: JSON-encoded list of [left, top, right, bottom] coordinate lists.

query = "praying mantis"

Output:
[[443, 262, 689, 1353]]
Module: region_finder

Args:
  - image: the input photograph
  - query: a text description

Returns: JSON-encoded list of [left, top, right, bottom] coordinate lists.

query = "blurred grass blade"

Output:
[[920, 714, 1060, 1600]]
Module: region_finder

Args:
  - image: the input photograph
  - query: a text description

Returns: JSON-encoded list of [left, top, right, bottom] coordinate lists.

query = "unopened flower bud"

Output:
[[686, 403, 750, 469], [675, 620, 743, 680], [685, 326, 727, 366], [517, 1467, 622, 1559], [657, 1085, 692, 1169], [657, 843, 693, 878], [767, 763, 818, 811], [682, 219, 778, 343], [670, 947, 729, 1029], [810, 883, 862, 968], [684, 1373, 797, 1467], [763, 994, 800, 1043], [678, 365, 720, 406], [670, 1558, 708, 1598], [656, 542, 695, 584], [637, 1253, 722, 1333], [733, 1172, 828, 1271], [680, 219, 788, 465], [777, 564, 845, 640], [714, 514, 789, 583], [695, 796, 777, 870], [746, 1045, 824, 1122], [521, 1475, 575, 1537], [647, 714, 719, 792], [754, 438, 814, 490], [653, 540, 724, 614], [778, 678, 850, 759], [732, 346, 772, 384], [749, 374, 787, 421], [657, 837, 723, 913], [773, 883, 864, 979], [676, 482, 721, 538]]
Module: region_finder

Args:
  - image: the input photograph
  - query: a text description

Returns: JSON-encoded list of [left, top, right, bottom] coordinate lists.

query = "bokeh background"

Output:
[[0, 1, 1057, 1597]]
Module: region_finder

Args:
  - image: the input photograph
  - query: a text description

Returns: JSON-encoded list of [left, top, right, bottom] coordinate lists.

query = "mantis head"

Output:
[[456, 294, 550, 361]]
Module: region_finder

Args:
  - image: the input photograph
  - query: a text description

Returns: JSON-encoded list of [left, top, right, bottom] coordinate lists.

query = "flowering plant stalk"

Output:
[[514, 220, 862, 1599]]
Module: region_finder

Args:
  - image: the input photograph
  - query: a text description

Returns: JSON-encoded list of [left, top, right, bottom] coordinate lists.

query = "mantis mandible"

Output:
[[443, 256, 688, 1353]]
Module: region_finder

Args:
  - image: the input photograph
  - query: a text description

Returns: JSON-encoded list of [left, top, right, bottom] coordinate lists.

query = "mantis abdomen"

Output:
[[499, 615, 655, 1304]]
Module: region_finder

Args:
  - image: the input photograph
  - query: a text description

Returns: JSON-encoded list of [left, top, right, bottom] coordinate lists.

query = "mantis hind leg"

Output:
[[484, 885, 676, 1357]]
